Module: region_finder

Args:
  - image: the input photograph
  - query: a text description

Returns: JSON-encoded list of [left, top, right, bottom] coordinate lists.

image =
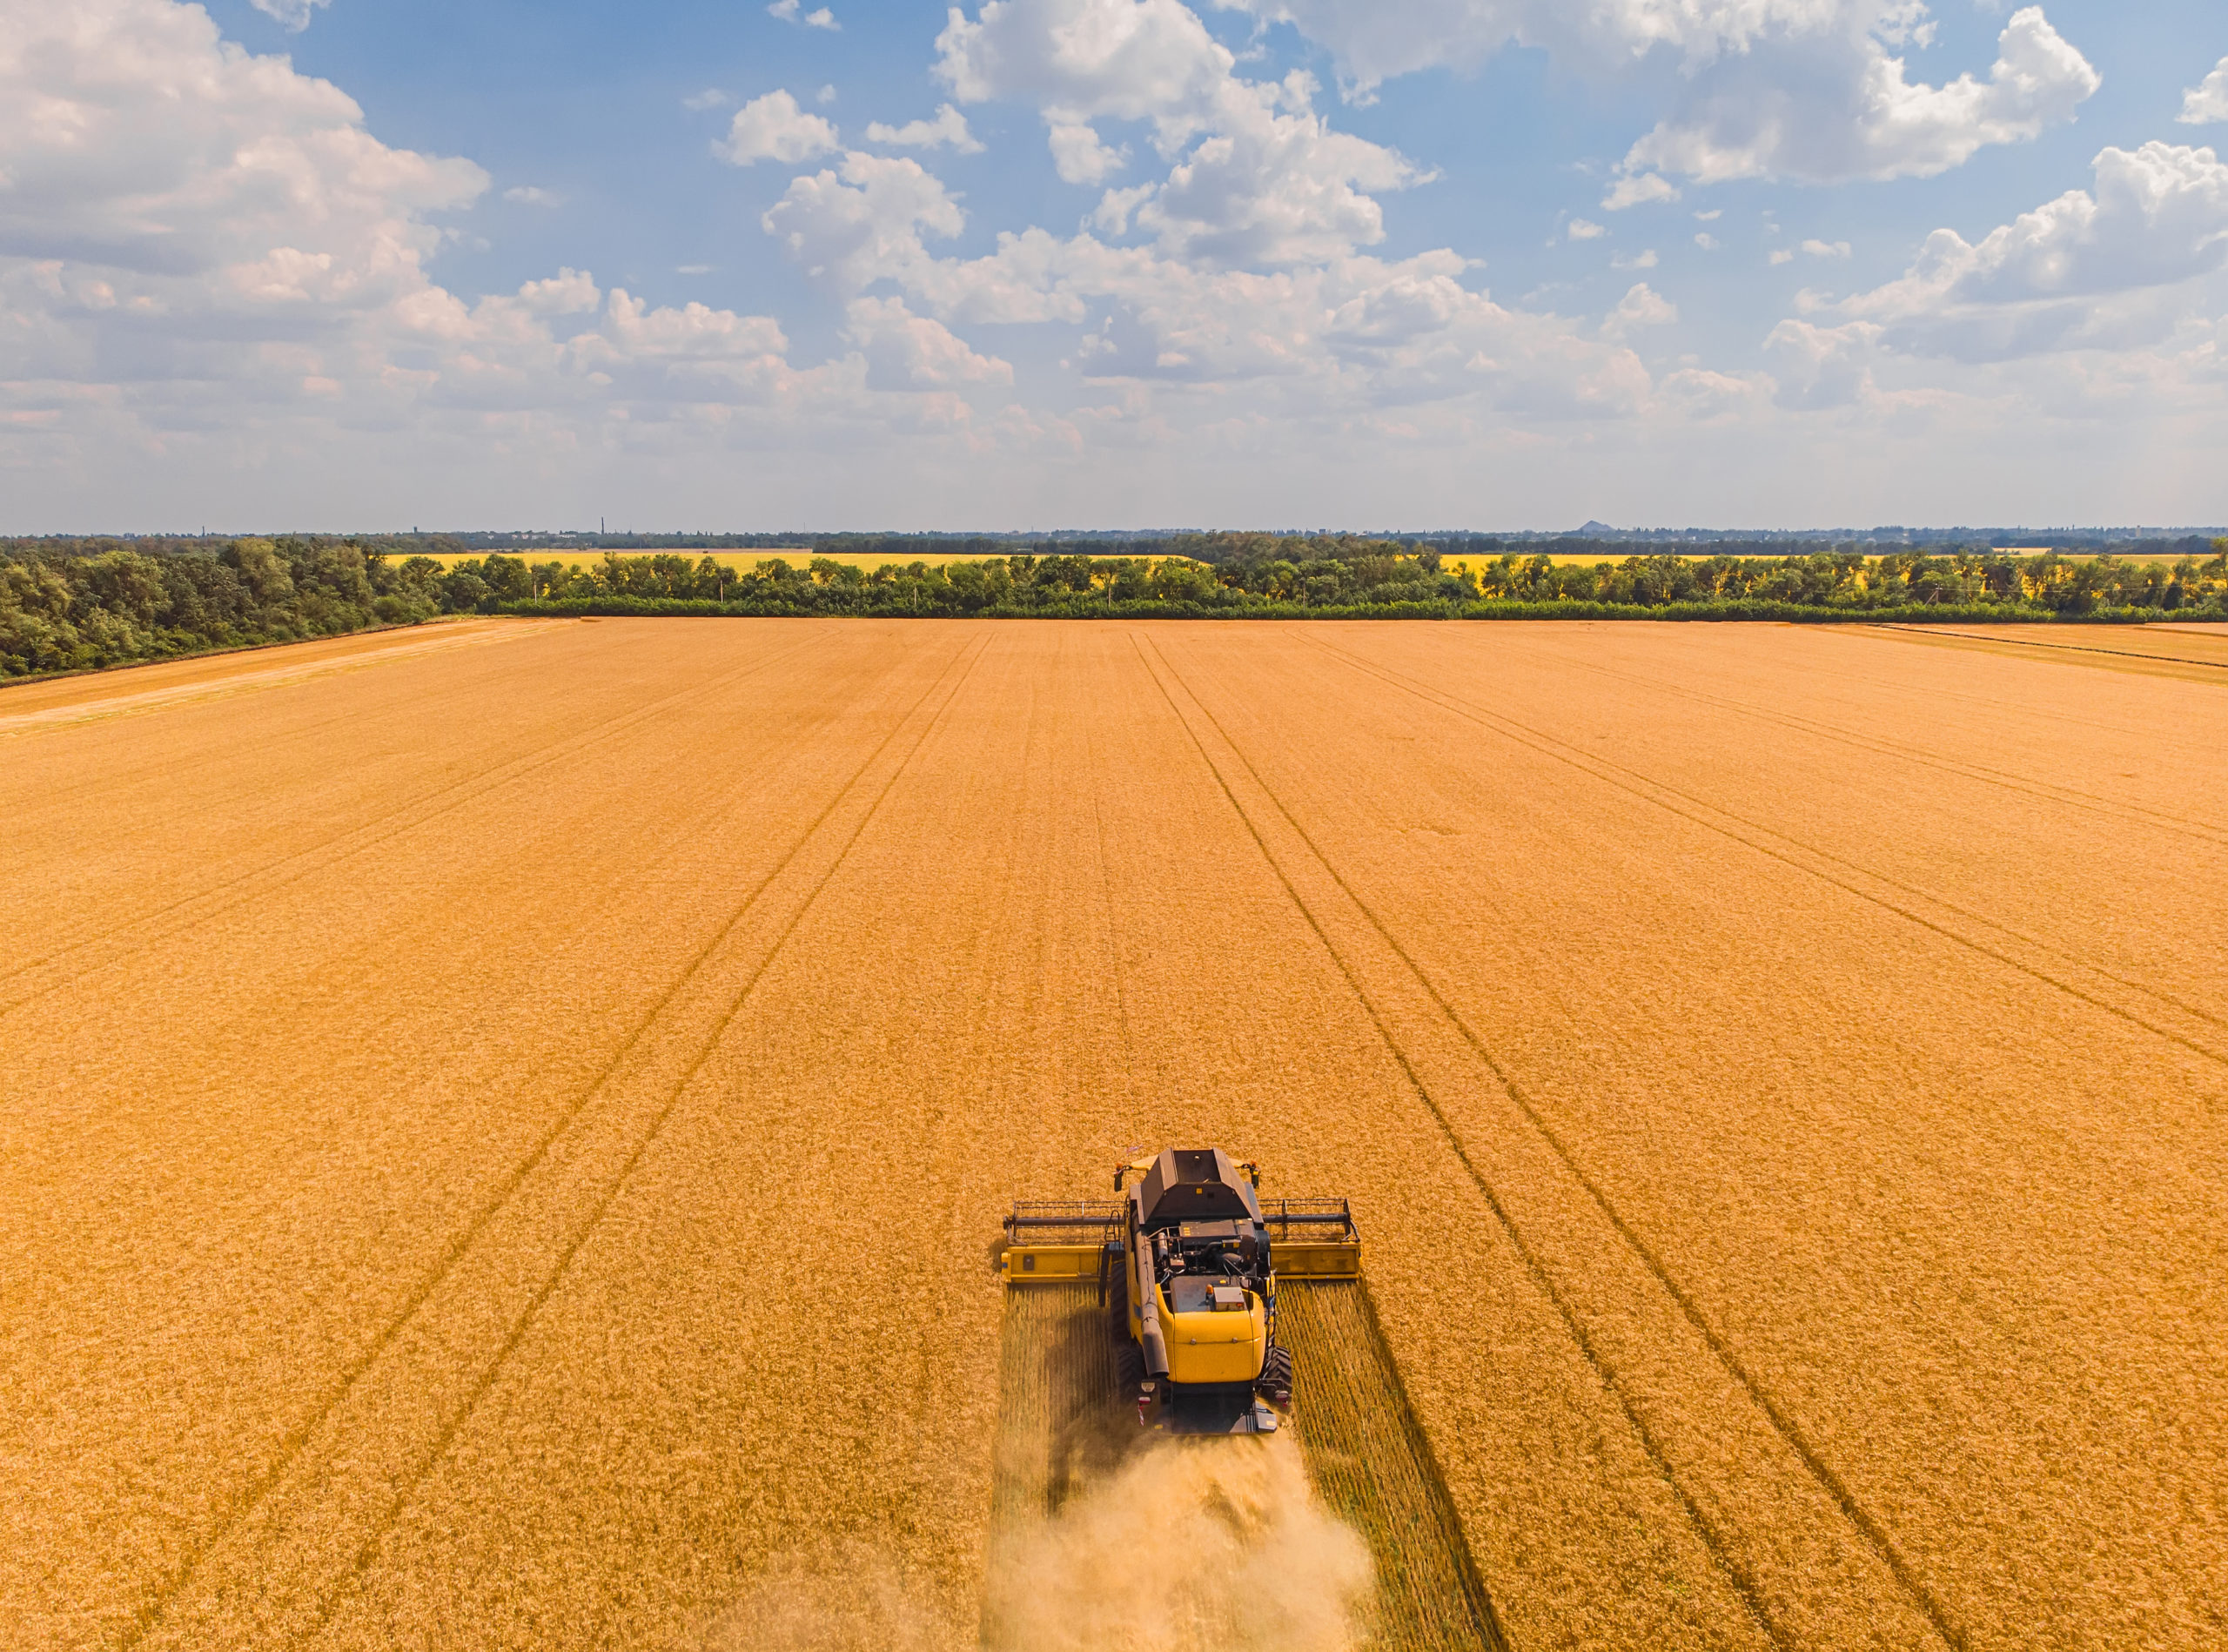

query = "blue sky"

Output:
[[5, 0, 2228, 529]]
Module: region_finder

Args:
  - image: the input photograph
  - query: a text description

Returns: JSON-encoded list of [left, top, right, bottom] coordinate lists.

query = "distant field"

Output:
[[1451, 548, 2198, 572], [400, 547, 2202, 576], [399, 549, 1171, 571]]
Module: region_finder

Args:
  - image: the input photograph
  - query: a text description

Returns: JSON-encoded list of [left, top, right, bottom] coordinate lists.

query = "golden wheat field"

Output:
[[399, 550, 1158, 572], [3, 617, 2224, 1651]]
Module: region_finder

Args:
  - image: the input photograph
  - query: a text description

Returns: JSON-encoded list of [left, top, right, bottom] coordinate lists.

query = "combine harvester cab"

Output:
[[1002, 1147, 1361, 1435]]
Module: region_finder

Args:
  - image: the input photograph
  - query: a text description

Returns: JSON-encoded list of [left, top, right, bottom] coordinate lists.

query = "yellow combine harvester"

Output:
[[1003, 1147, 1361, 1435]]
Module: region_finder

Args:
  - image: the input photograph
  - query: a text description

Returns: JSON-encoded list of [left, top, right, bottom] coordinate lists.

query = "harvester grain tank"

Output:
[[1002, 1147, 1361, 1434]]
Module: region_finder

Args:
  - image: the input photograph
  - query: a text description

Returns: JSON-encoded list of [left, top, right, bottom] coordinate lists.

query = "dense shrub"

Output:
[[1, 538, 436, 678]]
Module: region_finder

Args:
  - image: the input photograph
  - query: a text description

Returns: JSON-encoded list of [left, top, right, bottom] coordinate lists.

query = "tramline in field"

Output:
[[1002, 1147, 1362, 1435]]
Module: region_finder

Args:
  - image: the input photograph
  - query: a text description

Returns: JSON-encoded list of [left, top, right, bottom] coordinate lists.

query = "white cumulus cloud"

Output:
[[2181, 56, 2228, 125], [762, 151, 969, 291], [0, 0, 486, 297], [512, 268, 603, 317], [1137, 84, 1424, 265], [936, 0, 1426, 266], [1603, 281, 1677, 337], [768, 0, 839, 29], [860, 225, 1662, 422], [716, 91, 842, 165], [867, 104, 985, 153], [1218, 2, 2097, 203], [1856, 143, 2228, 310], [1604, 172, 1680, 211], [248, 0, 332, 31], [937, 0, 1234, 123], [1771, 237, 1851, 264], [0, 0, 1029, 514], [1823, 142, 2228, 362], [1764, 316, 1877, 408], [1612, 7, 2098, 198], [503, 186, 567, 207], [1210, 0, 1771, 91], [845, 296, 1015, 388], [1050, 122, 1131, 184]]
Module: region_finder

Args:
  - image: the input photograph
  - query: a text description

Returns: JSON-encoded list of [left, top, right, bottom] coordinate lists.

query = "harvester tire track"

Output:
[[1332, 636, 2227, 1038], [1479, 629, 2226, 845], [1152, 633, 1971, 1650], [0, 627, 831, 1017], [1079, 631, 1144, 1115], [1878, 624, 2228, 673], [1310, 628, 2218, 1030], [1278, 1281, 1512, 1652], [1308, 636, 2227, 1068], [288, 632, 994, 1649], [1131, 632, 1794, 1652], [16, 701, 386, 809], [112, 632, 985, 1652], [117, 646, 940, 1281], [0, 622, 560, 804], [1, 625, 822, 998]]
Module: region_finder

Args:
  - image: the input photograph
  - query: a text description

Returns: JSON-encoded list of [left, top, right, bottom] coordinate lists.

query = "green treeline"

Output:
[[0, 536, 450, 679], [500, 536, 2228, 621], [1466, 544, 2228, 612], [5, 534, 2225, 681]]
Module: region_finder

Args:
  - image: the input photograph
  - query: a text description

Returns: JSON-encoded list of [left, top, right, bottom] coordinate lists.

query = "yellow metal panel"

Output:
[[1001, 1245, 1105, 1284], [1161, 1296, 1268, 1385], [1273, 1240, 1363, 1279]]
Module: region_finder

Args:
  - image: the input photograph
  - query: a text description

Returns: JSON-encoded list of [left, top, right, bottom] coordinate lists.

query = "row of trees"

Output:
[[5, 535, 2225, 680], [489, 540, 2228, 618], [457, 543, 1481, 614], [1466, 547, 2227, 614], [1, 538, 446, 678]]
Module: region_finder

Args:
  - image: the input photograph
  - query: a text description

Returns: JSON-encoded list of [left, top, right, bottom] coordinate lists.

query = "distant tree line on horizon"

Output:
[[10, 525, 2222, 561], [4, 534, 2225, 680], [446, 537, 2228, 623]]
